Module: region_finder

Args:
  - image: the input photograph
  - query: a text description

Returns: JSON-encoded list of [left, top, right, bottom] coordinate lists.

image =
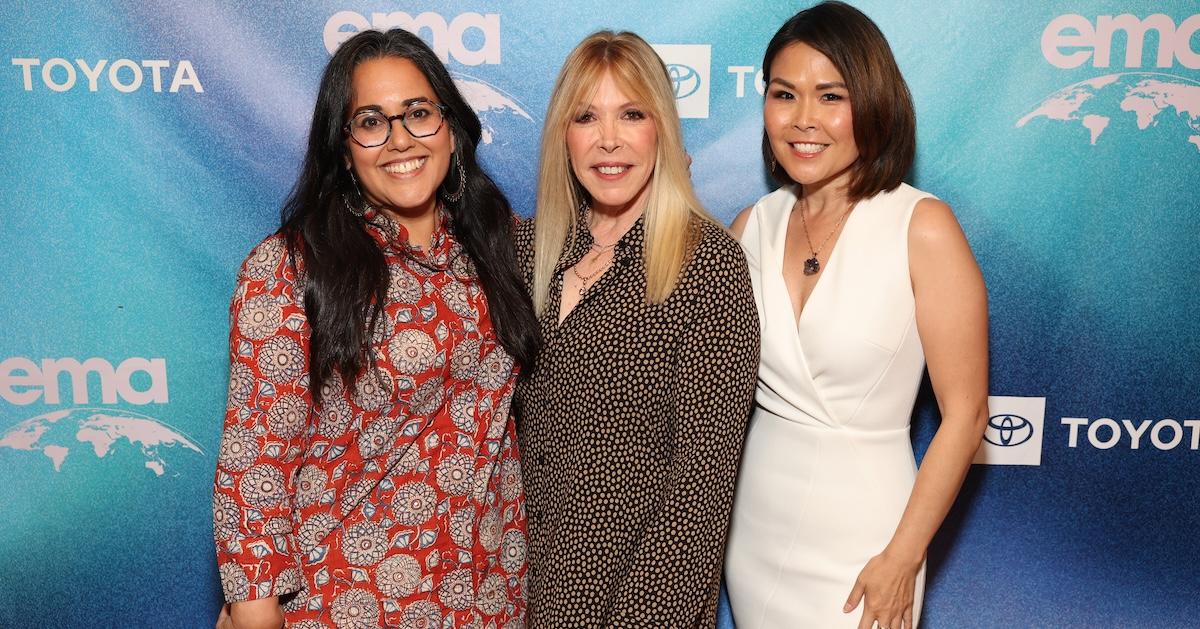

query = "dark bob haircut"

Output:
[[762, 1, 916, 202]]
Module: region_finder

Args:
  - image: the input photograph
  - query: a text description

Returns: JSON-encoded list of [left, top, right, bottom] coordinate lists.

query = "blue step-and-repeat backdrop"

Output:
[[1, 1, 1196, 627]]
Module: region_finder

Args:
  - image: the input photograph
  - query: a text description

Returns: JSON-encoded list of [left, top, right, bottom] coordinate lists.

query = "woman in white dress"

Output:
[[724, 3, 989, 628]]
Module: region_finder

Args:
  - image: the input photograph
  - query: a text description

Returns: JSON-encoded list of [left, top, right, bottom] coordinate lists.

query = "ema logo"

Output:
[[973, 395, 1045, 466], [324, 11, 500, 65], [0, 358, 200, 477], [0, 357, 168, 406], [652, 44, 711, 119], [1020, 15, 1200, 154], [11, 58, 203, 93], [1042, 14, 1200, 69]]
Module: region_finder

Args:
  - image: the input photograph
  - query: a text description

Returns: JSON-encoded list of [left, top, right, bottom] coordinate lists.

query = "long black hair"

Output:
[[281, 28, 538, 393]]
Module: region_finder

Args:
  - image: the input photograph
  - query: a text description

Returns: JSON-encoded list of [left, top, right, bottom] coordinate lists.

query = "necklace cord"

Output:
[[570, 207, 619, 296], [798, 196, 853, 276]]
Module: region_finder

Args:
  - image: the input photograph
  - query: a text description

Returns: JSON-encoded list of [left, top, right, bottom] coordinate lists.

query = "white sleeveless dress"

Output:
[[725, 183, 933, 628]]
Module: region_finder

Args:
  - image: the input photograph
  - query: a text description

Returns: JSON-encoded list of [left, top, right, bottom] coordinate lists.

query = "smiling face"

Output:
[[763, 42, 859, 191], [346, 56, 454, 220], [565, 71, 658, 216]]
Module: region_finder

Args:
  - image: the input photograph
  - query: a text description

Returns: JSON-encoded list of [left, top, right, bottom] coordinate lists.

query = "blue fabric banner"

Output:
[[1, 1, 1196, 626]]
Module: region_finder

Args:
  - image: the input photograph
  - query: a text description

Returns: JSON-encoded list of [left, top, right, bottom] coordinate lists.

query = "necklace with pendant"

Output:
[[571, 251, 612, 296], [798, 196, 853, 276], [572, 209, 620, 296]]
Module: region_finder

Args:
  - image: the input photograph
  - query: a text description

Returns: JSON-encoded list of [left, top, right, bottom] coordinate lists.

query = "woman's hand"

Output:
[[215, 598, 284, 629], [843, 550, 922, 629]]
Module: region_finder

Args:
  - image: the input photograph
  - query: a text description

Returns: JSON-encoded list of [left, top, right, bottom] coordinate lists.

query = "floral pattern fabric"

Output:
[[214, 209, 527, 628]]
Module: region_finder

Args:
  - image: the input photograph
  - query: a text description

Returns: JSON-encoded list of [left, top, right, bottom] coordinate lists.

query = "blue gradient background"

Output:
[[1, 1, 1196, 627]]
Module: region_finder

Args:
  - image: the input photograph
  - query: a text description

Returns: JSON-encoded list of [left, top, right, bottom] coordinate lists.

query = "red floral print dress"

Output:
[[213, 209, 527, 629]]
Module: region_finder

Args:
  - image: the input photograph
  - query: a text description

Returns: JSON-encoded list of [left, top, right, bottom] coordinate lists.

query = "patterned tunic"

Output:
[[513, 216, 759, 628], [213, 209, 527, 629]]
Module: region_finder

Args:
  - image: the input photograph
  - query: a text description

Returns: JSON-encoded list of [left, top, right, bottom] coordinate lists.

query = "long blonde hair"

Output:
[[532, 31, 714, 317]]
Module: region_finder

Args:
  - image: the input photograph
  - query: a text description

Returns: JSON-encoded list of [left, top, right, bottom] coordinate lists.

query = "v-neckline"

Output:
[[550, 214, 644, 328], [555, 265, 607, 326], [784, 200, 858, 330]]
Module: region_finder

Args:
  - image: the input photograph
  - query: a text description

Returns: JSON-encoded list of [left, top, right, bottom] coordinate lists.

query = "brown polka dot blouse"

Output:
[[514, 214, 760, 628]]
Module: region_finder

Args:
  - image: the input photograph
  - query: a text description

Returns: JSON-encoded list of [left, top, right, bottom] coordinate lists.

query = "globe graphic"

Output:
[[454, 73, 540, 213], [1016, 72, 1200, 152], [0, 406, 205, 476], [454, 73, 535, 144], [0, 405, 217, 628]]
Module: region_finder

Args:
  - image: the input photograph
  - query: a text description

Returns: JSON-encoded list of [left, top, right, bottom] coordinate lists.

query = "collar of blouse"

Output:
[[554, 206, 645, 276], [361, 205, 472, 276]]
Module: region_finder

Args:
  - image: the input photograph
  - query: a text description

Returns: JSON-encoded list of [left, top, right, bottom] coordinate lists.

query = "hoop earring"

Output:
[[441, 152, 467, 204], [344, 170, 368, 217]]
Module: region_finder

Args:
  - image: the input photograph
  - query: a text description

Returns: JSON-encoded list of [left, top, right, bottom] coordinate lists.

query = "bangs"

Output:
[[563, 43, 662, 120]]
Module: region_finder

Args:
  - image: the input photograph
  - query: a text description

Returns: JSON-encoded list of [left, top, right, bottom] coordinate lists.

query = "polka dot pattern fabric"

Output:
[[214, 209, 527, 628], [513, 215, 759, 628]]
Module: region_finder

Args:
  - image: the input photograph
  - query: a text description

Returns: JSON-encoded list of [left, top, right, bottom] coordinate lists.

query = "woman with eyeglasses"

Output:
[[212, 28, 538, 629]]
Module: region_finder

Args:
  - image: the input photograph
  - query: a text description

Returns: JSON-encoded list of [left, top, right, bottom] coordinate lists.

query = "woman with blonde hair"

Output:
[[514, 31, 760, 627]]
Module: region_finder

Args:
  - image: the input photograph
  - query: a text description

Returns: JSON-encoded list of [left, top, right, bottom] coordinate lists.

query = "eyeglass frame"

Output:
[[343, 99, 449, 148]]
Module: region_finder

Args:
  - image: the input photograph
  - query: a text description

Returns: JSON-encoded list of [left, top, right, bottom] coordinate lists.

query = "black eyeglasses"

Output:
[[344, 100, 447, 147]]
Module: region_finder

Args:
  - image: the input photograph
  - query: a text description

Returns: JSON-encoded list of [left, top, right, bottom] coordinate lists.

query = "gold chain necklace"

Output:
[[571, 209, 620, 296], [571, 251, 612, 296], [798, 196, 853, 276]]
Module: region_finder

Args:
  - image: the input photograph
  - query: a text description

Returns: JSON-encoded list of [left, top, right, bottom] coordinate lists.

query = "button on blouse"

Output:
[[514, 214, 760, 628]]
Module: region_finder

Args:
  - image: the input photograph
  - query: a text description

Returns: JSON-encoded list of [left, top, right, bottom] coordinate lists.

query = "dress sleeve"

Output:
[[212, 235, 311, 603], [513, 217, 536, 287], [609, 235, 761, 627]]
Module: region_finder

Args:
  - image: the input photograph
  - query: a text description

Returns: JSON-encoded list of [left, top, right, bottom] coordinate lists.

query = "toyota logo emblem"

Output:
[[666, 63, 701, 99], [983, 414, 1034, 447]]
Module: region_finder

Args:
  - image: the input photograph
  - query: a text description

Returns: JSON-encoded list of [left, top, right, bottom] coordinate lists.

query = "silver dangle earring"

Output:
[[441, 152, 467, 204], [768, 152, 777, 173]]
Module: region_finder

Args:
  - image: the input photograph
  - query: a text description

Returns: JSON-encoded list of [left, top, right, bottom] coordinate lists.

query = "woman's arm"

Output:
[[844, 198, 989, 629], [608, 235, 760, 627], [213, 236, 312, 624], [728, 205, 754, 239], [215, 599, 284, 629]]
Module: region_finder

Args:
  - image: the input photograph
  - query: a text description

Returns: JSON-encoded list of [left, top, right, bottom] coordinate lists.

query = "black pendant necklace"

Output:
[[798, 196, 853, 276]]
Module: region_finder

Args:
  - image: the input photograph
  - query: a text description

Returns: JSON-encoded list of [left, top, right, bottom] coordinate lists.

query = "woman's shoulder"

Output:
[[694, 218, 742, 253], [247, 230, 288, 254], [236, 231, 297, 283], [674, 219, 755, 316], [729, 205, 754, 240], [908, 195, 963, 250], [513, 215, 535, 246], [686, 218, 750, 277], [729, 186, 799, 239], [750, 185, 798, 217], [865, 182, 937, 211]]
